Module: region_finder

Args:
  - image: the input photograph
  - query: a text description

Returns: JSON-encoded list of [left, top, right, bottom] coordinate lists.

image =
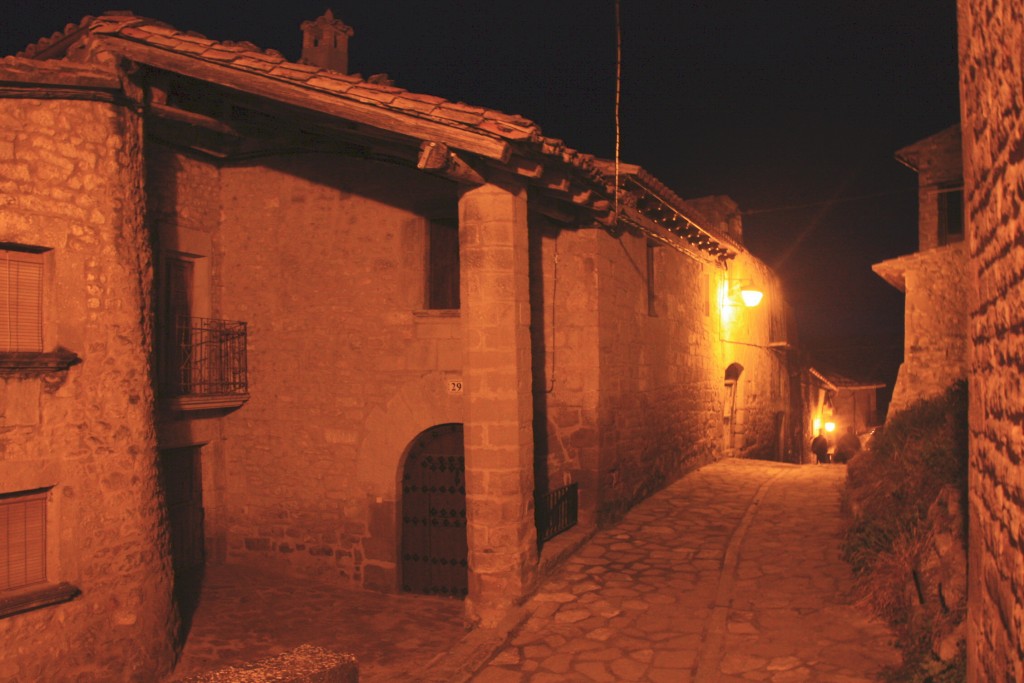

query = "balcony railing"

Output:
[[536, 482, 579, 544], [160, 316, 248, 403]]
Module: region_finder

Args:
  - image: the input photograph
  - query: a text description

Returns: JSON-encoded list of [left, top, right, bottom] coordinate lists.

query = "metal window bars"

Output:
[[161, 316, 247, 396], [536, 482, 579, 544]]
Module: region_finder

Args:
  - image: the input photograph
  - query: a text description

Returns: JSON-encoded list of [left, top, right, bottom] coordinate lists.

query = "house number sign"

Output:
[[447, 379, 464, 394]]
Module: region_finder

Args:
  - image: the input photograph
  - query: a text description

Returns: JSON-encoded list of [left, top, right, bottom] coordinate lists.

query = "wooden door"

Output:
[[401, 424, 467, 597], [159, 447, 204, 575]]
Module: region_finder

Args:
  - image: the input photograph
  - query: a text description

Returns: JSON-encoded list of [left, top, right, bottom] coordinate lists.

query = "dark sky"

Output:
[[2, 1, 961, 392]]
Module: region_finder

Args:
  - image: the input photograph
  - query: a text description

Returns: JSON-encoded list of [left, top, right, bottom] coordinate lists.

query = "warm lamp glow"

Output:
[[739, 288, 763, 307], [813, 418, 822, 432], [824, 421, 836, 433]]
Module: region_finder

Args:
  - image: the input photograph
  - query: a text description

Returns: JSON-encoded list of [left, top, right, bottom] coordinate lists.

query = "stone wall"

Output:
[[215, 153, 463, 591], [0, 95, 176, 679], [530, 224, 603, 525], [716, 256, 792, 462], [530, 216, 791, 524], [593, 230, 720, 521], [885, 243, 969, 414], [958, 1, 1024, 680]]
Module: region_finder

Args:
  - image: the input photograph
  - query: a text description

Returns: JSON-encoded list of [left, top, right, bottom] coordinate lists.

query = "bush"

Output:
[[842, 381, 968, 682]]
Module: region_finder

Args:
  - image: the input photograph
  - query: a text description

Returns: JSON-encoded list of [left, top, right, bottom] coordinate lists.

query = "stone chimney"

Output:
[[300, 9, 354, 73]]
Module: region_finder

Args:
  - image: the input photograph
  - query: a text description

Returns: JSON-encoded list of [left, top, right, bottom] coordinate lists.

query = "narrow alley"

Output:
[[464, 459, 900, 682], [165, 459, 900, 682]]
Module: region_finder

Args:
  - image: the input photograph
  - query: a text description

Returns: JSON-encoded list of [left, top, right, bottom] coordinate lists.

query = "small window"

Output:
[[0, 490, 47, 592], [0, 247, 44, 352], [427, 220, 460, 310], [938, 187, 964, 245]]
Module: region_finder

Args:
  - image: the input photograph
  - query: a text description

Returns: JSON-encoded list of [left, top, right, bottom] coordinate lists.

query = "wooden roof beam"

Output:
[[417, 141, 485, 185], [103, 36, 512, 162]]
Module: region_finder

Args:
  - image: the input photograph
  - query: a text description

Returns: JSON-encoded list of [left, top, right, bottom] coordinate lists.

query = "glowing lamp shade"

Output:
[[824, 421, 836, 433], [739, 287, 764, 307]]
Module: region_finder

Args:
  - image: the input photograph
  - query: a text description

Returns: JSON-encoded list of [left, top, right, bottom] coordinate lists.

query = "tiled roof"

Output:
[[15, 12, 607, 187], [0, 54, 119, 89]]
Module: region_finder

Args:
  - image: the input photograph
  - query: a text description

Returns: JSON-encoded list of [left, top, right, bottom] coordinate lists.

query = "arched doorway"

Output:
[[724, 363, 744, 456], [401, 423, 467, 598]]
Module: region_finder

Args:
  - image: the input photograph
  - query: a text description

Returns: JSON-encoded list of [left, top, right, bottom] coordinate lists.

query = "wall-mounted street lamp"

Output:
[[739, 287, 763, 307], [725, 280, 763, 308]]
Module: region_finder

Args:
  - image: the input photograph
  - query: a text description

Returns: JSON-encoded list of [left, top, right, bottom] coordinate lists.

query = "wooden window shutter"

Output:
[[0, 491, 47, 591], [427, 221, 460, 310], [0, 249, 44, 352]]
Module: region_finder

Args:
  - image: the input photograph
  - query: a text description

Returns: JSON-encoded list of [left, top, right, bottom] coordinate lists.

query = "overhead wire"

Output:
[[614, 0, 622, 219]]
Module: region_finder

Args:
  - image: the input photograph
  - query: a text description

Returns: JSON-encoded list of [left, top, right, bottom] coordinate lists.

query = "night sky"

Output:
[[2, 1, 961, 398]]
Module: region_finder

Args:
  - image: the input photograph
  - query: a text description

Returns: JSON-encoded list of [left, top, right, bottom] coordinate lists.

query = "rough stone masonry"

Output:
[[958, 0, 1024, 680]]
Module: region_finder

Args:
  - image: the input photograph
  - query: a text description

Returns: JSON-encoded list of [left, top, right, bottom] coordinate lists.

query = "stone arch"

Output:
[[357, 373, 464, 500], [724, 363, 744, 455]]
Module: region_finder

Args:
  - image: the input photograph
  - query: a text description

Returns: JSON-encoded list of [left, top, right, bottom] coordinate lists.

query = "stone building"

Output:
[[873, 125, 968, 416], [957, 1, 1024, 680], [825, 372, 882, 436], [0, 11, 798, 678]]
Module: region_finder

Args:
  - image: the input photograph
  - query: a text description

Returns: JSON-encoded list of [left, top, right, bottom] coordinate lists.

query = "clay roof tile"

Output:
[[346, 86, 402, 104], [305, 75, 356, 93], [394, 91, 448, 106], [118, 26, 156, 41], [232, 56, 278, 73], [178, 32, 216, 46], [136, 33, 182, 49], [137, 23, 179, 37], [171, 41, 210, 56], [267, 64, 317, 81], [387, 95, 432, 112], [440, 101, 488, 115], [435, 104, 485, 125], [199, 47, 248, 62]]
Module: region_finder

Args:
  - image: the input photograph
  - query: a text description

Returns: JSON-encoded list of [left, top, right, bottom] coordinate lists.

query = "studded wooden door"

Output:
[[401, 424, 467, 597]]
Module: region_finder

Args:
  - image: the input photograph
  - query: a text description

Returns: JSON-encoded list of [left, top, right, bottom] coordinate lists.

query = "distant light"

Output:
[[813, 418, 822, 432], [824, 421, 836, 433], [740, 288, 763, 307]]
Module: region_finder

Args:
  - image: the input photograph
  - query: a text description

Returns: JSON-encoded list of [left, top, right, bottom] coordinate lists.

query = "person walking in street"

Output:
[[834, 426, 862, 464], [811, 430, 830, 464]]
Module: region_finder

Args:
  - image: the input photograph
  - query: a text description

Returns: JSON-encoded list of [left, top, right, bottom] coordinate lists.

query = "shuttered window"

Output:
[[0, 249, 44, 352], [0, 490, 47, 592], [427, 221, 459, 310]]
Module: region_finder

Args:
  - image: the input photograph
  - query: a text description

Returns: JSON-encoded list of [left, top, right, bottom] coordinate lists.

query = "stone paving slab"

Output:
[[467, 459, 901, 682], [162, 563, 470, 683]]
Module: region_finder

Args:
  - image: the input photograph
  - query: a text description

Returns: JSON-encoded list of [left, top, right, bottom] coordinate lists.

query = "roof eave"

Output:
[[96, 34, 513, 163]]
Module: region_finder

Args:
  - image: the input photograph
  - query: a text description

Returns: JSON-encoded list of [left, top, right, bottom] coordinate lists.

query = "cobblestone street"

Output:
[[164, 459, 899, 682], [467, 459, 900, 682]]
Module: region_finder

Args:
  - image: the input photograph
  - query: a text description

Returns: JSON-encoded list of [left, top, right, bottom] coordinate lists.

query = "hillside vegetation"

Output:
[[842, 382, 968, 682]]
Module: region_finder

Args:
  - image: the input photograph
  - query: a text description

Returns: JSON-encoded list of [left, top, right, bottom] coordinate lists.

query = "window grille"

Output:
[[0, 490, 47, 592], [536, 483, 579, 543], [0, 249, 43, 352], [160, 316, 248, 396]]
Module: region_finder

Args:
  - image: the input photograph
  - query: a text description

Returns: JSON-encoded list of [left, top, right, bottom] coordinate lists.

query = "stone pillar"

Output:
[[458, 181, 537, 624]]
